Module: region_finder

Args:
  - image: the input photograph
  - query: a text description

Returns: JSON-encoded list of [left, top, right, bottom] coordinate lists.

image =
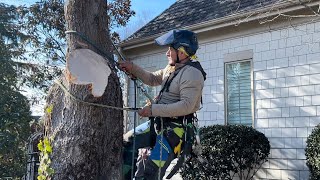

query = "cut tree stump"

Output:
[[67, 48, 111, 97]]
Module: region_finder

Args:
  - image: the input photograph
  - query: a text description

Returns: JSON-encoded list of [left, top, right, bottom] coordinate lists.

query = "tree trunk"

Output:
[[45, 0, 123, 179]]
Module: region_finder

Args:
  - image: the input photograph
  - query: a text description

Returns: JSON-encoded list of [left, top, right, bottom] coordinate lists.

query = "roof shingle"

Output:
[[125, 0, 278, 41]]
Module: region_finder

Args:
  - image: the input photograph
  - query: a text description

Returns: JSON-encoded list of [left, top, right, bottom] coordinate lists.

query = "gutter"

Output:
[[119, 0, 320, 50]]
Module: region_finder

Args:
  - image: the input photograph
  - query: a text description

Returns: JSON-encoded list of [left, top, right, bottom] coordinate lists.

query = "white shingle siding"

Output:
[[227, 21, 318, 179]]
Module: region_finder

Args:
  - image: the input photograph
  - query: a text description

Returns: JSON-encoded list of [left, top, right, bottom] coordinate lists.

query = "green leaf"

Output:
[[47, 158, 51, 164], [38, 140, 44, 151], [43, 153, 49, 160], [38, 167, 43, 174], [46, 104, 53, 114], [46, 167, 55, 175], [44, 137, 50, 146], [44, 137, 52, 153], [37, 175, 45, 180], [45, 144, 52, 153]]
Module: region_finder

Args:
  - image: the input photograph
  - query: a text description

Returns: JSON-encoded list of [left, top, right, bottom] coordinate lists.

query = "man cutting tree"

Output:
[[120, 29, 206, 180]]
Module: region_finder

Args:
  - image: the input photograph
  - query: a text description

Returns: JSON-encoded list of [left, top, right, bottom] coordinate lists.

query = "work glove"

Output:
[[138, 105, 152, 117]]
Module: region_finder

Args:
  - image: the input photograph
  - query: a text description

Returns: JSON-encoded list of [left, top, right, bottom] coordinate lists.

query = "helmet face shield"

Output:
[[155, 29, 198, 56], [155, 30, 175, 46]]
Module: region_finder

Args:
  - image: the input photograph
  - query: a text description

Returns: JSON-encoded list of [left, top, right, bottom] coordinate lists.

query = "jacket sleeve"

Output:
[[130, 63, 163, 86], [151, 67, 204, 117]]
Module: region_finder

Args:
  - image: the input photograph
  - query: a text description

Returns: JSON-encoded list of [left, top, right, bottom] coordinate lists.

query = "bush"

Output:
[[181, 125, 270, 180], [306, 124, 320, 180]]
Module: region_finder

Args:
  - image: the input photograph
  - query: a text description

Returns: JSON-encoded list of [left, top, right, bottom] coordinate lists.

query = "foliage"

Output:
[[181, 125, 270, 180], [0, 2, 61, 94], [107, 0, 135, 42], [306, 124, 320, 180], [17, 0, 66, 64], [18, 0, 135, 64], [9, 0, 135, 92], [0, 4, 33, 179], [37, 137, 54, 180], [0, 49, 32, 180], [0, 3, 28, 56], [37, 104, 55, 179], [16, 62, 62, 92]]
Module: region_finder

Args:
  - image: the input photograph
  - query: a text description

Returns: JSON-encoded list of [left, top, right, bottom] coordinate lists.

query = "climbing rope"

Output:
[[65, 30, 154, 103], [55, 79, 140, 112], [131, 81, 138, 180], [158, 118, 163, 180], [65, 30, 114, 62]]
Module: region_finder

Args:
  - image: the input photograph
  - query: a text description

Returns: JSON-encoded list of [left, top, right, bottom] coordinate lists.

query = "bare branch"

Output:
[[235, 0, 320, 26], [259, 13, 282, 24]]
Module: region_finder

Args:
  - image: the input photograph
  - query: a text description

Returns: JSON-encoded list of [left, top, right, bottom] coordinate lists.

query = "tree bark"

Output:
[[45, 0, 123, 179]]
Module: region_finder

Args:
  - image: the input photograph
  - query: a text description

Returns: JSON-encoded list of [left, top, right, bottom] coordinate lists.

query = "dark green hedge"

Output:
[[181, 125, 270, 180], [306, 124, 320, 180]]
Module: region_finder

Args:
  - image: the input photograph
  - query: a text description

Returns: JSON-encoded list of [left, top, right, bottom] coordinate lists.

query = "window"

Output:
[[224, 50, 253, 126]]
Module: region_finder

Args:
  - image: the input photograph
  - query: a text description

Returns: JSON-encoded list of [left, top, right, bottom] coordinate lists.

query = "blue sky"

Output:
[[2, 0, 32, 6], [3, 0, 176, 38], [131, 0, 175, 15], [117, 0, 176, 39], [3, 0, 176, 16], [131, 0, 175, 18]]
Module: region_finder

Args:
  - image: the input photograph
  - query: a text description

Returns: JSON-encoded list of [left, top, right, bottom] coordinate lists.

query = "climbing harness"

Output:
[[157, 61, 206, 179]]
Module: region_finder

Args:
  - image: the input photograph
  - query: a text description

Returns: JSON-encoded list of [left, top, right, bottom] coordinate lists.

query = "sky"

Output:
[[117, 0, 176, 39], [2, 0, 176, 115], [2, 0, 176, 38], [130, 0, 176, 20]]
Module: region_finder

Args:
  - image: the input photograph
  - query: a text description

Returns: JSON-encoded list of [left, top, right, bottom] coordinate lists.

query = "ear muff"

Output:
[[178, 47, 198, 60]]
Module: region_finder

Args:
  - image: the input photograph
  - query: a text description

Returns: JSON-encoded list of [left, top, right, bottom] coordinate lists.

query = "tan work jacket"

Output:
[[130, 61, 204, 117]]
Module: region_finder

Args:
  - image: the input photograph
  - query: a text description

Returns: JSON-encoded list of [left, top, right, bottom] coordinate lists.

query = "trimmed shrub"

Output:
[[181, 125, 270, 180], [306, 124, 320, 180]]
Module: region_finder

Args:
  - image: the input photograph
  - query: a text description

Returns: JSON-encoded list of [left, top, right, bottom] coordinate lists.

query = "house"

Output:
[[119, 0, 320, 179]]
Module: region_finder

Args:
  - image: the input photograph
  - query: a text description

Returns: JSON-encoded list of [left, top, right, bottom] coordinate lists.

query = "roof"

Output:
[[125, 0, 278, 42]]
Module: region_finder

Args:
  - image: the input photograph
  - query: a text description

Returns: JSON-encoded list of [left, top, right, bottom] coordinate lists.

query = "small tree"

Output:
[[181, 125, 270, 180], [306, 124, 320, 180]]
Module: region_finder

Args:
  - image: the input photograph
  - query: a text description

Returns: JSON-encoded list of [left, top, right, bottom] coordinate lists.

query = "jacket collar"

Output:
[[174, 59, 191, 69]]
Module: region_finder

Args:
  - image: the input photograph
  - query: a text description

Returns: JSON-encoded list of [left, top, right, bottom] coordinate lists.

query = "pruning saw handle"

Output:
[[112, 41, 154, 104], [112, 42, 138, 80]]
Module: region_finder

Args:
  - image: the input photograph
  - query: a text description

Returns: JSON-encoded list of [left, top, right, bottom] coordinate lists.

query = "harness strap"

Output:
[[164, 69, 181, 92], [158, 66, 183, 97], [166, 114, 195, 179], [159, 61, 207, 96]]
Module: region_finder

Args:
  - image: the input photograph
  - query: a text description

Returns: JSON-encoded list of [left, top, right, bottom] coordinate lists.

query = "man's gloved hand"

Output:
[[118, 60, 133, 73], [138, 105, 152, 117], [118, 60, 137, 79]]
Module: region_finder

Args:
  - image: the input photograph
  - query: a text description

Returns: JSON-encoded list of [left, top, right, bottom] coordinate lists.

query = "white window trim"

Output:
[[224, 50, 255, 127], [224, 50, 253, 63]]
